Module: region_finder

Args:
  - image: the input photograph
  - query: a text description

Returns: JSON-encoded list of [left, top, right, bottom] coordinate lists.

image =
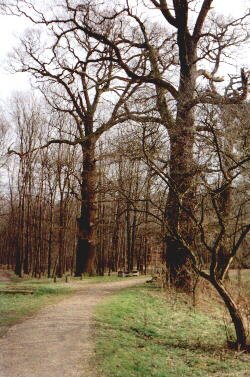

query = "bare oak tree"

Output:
[[3, 2, 142, 274]]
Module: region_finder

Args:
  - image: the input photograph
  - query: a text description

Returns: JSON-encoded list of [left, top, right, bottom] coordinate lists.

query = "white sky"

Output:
[[0, 0, 249, 101]]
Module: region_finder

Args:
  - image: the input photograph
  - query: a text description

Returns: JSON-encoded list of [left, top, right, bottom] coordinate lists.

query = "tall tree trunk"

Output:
[[130, 208, 137, 272], [165, 125, 195, 288], [47, 193, 54, 278], [57, 196, 64, 278], [15, 185, 25, 277], [149, 37, 197, 289], [126, 201, 132, 271], [75, 139, 97, 276], [165, 34, 197, 289], [111, 200, 120, 272]]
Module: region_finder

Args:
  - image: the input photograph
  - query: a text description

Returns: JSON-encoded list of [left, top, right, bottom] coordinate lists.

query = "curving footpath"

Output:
[[0, 277, 147, 377]]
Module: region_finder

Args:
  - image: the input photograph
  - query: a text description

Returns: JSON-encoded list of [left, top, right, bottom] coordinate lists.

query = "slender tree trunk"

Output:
[[47, 193, 54, 278], [111, 200, 120, 272], [130, 208, 137, 271], [15, 185, 25, 277], [14, 247, 23, 277], [75, 139, 97, 276], [126, 201, 131, 271], [211, 278, 247, 350], [57, 196, 64, 278], [217, 185, 231, 279], [23, 191, 30, 274]]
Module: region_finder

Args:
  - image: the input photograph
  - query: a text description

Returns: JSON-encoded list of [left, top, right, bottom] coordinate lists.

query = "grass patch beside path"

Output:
[[0, 273, 125, 336], [9, 274, 124, 286], [94, 285, 249, 377], [0, 282, 73, 336]]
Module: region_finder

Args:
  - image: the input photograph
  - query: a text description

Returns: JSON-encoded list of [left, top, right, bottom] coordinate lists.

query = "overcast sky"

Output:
[[0, 0, 249, 101]]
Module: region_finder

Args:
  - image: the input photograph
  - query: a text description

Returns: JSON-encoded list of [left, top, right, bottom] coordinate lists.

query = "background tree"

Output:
[[4, 5, 142, 275]]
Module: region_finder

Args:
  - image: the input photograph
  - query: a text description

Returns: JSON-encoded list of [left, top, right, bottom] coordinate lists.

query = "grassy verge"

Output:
[[94, 284, 249, 377], [0, 272, 139, 336], [10, 274, 126, 285], [0, 281, 73, 336]]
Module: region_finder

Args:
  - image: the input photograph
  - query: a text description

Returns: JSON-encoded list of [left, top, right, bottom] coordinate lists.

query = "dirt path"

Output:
[[0, 277, 147, 377]]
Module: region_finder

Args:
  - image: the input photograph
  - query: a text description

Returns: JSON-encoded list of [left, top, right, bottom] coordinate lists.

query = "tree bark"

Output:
[[148, 30, 197, 288], [211, 278, 247, 350], [217, 185, 232, 279], [57, 196, 64, 278], [47, 191, 54, 278], [165, 36, 197, 289], [75, 139, 97, 276], [126, 201, 131, 271]]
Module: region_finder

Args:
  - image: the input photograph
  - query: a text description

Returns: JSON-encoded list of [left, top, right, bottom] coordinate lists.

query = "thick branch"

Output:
[[193, 0, 213, 43], [150, 0, 177, 27]]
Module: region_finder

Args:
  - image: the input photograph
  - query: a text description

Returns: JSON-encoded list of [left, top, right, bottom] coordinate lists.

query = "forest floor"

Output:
[[0, 276, 147, 377]]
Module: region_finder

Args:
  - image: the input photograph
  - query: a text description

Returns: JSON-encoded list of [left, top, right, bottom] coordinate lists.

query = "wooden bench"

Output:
[[0, 286, 34, 294]]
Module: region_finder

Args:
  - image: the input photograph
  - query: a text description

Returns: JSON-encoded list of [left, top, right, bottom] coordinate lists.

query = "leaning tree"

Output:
[[171, 102, 250, 350], [138, 99, 250, 349]]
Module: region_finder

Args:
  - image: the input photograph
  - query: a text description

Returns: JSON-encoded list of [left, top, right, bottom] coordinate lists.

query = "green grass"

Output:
[[0, 272, 140, 336], [0, 281, 73, 336], [10, 274, 125, 285], [77, 275, 127, 283], [94, 284, 249, 377]]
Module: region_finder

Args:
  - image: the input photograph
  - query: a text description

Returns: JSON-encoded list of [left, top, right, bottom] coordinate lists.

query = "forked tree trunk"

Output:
[[211, 278, 247, 350], [75, 139, 97, 276]]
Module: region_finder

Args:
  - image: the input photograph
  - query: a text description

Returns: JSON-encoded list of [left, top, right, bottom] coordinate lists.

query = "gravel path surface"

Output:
[[0, 278, 147, 377]]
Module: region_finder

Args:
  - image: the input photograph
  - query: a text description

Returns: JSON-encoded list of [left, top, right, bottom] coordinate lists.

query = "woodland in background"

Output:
[[0, 97, 248, 278], [0, 98, 165, 277]]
